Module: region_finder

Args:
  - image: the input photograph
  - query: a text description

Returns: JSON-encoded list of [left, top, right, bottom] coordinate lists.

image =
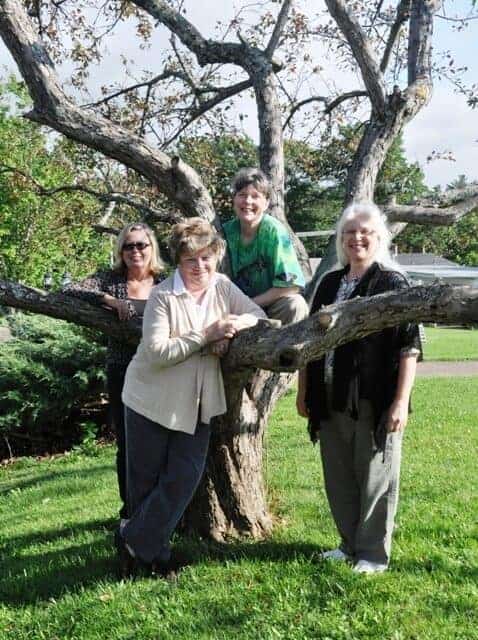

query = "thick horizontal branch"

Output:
[[226, 284, 478, 371], [2, 280, 476, 374], [324, 0, 387, 116], [384, 189, 478, 225], [0, 280, 141, 344]]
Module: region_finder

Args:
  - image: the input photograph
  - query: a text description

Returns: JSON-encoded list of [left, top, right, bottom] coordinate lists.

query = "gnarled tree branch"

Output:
[[1, 280, 476, 373], [384, 189, 478, 225], [324, 0, 387, 117], [0, 0, 215, 222]]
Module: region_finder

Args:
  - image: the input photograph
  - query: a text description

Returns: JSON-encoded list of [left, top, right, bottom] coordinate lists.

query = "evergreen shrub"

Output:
[[0, 313, 107, 459]]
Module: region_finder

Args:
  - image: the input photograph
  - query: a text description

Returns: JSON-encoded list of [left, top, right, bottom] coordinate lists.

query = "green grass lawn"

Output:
[[423, 326, 478, 361], [1, 377, 477, 640]]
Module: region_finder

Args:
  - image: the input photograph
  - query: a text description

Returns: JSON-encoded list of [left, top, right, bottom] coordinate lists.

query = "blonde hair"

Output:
[[335, 202, 401, 271], [113, 222, 163, 276], [169, 217, 225, 265]]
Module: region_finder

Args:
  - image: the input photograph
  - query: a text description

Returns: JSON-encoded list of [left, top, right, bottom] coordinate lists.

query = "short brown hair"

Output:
[[169, 217, 225, 265], [231, 167, 271, 200]]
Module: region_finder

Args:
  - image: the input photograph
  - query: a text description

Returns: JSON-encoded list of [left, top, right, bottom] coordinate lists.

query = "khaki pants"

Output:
[[265, 294, 309, 325], [319, 399, 402, 565]]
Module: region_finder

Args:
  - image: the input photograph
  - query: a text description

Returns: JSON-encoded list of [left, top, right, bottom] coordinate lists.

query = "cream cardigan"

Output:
[[122, 272, 266, 433]]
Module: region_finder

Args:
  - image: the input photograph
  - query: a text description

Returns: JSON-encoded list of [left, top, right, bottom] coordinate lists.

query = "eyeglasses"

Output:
[[343, 229, 376, 238], [122, 242, 150, 252]]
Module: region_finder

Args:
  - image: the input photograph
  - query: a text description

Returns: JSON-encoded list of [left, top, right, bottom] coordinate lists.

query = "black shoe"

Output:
[[151, 555, 186, 582], [114, 530, 137, 580]]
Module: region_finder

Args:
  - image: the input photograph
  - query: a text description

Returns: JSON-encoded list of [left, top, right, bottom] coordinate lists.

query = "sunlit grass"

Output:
[[423, 326, 478, 361], [0, 377, 477, 639]]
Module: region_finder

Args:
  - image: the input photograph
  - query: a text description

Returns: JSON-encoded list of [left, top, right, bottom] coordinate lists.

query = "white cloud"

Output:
[[404, 86, 478, 188]]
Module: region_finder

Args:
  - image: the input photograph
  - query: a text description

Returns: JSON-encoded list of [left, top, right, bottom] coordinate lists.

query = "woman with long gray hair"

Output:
[[296, 202, 421, 573]]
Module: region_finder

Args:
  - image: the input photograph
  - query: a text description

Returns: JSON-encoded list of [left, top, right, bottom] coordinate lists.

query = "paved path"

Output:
[[417, 360, 478, 377]]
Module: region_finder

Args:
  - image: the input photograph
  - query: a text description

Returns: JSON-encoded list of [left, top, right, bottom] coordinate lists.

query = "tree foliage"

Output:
[[0, 79, 111, 286]]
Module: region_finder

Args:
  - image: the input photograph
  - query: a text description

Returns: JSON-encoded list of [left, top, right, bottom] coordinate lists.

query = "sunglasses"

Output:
[[122, 242, 150, 252]]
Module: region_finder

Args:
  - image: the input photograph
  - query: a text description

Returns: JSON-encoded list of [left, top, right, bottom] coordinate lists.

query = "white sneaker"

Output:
[[353, 559, 388, 574], [319, 548, 351, 561]]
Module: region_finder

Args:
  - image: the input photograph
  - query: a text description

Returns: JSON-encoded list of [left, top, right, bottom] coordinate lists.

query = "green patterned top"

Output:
[[223, 214, 305, 298]]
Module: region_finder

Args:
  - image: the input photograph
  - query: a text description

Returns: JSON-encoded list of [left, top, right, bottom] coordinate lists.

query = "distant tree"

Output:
[[398, 175, 478, 264]]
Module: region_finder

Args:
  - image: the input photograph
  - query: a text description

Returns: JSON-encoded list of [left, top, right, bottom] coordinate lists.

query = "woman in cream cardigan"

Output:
[[118, 218, 265, 579]]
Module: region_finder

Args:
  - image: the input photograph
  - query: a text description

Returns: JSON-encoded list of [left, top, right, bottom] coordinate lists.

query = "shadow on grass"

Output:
[[0, 525, 329, 605], [0, 517, 118, 604], [4, 521, 474, 607]]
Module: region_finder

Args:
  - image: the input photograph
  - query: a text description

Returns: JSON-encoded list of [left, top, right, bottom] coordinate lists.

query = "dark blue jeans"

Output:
[[106, 364, 128, 519], [122, 407, 211, 564]]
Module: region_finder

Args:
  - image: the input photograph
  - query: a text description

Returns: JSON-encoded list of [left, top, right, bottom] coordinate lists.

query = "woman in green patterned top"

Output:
[[223, 168, 308, 325]]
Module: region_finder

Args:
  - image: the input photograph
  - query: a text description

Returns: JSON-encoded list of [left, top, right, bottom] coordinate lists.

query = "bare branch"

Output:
[[83, 70, 190, 108], [380, 0, 411, 73], [265, 0, 293, 59], [283, 90, 367, 130], [160, 79, 253, 149], [324, 0, 387, 116], [0, 163, 183, 225], [0, 0, 215, 221]]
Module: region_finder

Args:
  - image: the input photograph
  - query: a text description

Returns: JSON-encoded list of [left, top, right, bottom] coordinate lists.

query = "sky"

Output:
[[1, 0, 477, 189]]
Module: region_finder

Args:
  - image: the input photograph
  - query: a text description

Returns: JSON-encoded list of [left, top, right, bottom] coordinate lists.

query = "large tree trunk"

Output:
[[182, 370, 292, 539]]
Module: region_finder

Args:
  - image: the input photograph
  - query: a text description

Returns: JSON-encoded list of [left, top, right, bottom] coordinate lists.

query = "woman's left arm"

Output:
[[387, 354, 418, 432], [228, 281, 267, 327]]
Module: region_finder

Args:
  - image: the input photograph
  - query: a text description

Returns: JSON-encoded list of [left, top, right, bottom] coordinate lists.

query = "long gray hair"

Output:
[[334, 202, 402, 272]]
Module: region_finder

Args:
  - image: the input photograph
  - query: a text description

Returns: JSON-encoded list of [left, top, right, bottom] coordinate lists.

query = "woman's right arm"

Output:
[[63, 272, 131, 320], [142, 292, 240, 367]]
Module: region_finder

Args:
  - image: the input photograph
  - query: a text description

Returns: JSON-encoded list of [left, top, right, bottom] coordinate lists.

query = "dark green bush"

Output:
[[0, 313, 107, 459]]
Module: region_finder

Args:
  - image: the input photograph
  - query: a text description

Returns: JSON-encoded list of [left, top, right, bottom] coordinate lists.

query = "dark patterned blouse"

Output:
[[64, 269, 164, 368]]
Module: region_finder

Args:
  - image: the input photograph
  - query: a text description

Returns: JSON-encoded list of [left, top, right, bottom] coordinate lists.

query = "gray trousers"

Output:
[[319, 399, 402, 565], [123, 407, 210, 564]]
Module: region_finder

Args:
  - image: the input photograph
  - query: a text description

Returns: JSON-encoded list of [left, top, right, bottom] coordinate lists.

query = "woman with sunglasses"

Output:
[[64, 222, 164, 525]]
